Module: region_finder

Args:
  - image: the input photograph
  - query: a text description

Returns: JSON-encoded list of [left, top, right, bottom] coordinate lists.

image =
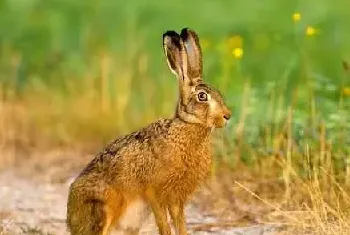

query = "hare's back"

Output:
[[75, 118, 175, 179]]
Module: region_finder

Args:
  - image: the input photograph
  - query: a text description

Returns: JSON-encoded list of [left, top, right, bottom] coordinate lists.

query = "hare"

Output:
[[66, 28, 231, 235]]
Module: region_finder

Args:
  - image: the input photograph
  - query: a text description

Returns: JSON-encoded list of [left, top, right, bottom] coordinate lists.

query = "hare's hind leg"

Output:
[[67, 198, 111, 235], [67, 190, 125, 235]]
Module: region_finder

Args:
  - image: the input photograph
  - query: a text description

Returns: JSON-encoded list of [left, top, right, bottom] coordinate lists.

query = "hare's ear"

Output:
[[180, 28, 203, 83], [163, 31, 188, 80]]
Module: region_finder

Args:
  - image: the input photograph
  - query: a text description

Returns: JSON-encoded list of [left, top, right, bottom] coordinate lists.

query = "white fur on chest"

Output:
[[113, 198, 151, 234]]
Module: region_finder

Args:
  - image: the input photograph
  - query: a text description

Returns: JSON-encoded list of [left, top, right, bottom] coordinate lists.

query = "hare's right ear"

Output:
[[180, 28, 202, 81], [163, 31, 188, 80]]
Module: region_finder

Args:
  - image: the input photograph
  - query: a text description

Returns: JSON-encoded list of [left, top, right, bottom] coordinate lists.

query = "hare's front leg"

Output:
[[144, 189, 171, 235], [169, 203, 187, 235]]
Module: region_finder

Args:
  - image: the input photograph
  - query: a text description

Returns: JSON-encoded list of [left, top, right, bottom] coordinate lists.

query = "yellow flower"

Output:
[[232, 48, 243, 59], [292, 12, 301, 22], [306, 26, 317, 36], [343, 87, 350, 96]]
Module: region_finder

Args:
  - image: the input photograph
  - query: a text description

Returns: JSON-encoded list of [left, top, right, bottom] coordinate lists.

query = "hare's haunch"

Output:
[[66, 28, 231, 235]]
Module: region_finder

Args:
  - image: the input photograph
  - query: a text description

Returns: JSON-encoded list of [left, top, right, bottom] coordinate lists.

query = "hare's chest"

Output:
[[160, 150, 212, 201]]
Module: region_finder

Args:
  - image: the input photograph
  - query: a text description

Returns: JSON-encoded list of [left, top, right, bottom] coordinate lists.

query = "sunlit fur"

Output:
[[66, 28, 231, 235]]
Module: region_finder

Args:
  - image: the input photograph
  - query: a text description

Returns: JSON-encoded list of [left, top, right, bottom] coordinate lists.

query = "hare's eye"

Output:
[[197, 91, 208, 102]]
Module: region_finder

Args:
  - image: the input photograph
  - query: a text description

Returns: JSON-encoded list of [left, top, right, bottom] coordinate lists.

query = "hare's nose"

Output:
[[223, 112, 231, 121]]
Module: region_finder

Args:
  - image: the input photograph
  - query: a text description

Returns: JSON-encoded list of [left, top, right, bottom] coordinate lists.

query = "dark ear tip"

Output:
[[163, 30, 182, 47], [180, 28, 190, 40], [180, 27, 198, 40], [163, 30, 179, 39]]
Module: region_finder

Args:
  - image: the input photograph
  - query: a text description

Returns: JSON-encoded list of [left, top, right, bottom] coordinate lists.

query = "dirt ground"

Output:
[[0, 168, 282, 235]]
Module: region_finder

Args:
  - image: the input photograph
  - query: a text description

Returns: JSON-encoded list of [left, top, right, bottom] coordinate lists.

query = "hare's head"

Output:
[[163, 28, 231, 128]]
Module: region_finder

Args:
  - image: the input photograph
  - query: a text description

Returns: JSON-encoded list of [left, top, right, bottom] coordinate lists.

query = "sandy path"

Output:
[[0, 171, 277, 235]]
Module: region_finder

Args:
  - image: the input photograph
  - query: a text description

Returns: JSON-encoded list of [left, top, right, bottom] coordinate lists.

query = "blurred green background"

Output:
[[1, 0, 350, 178]]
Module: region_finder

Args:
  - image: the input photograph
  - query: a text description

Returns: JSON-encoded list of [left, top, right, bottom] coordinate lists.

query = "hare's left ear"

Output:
[[180, 28, 203, 84], [163, 30, 194, 103], [163, 30, 188, 81]]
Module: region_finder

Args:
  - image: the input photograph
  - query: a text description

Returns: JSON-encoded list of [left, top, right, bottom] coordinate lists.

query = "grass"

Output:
[[1, 0, 350, 234]]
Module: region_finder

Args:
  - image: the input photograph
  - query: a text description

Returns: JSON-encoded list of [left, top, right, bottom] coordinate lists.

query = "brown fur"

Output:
[[66, 28, 231, 235]]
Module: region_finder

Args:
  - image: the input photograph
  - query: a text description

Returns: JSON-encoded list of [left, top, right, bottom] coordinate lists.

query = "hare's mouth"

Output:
[[221, 118, 230, 127], [212, 116, 229, 128]]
